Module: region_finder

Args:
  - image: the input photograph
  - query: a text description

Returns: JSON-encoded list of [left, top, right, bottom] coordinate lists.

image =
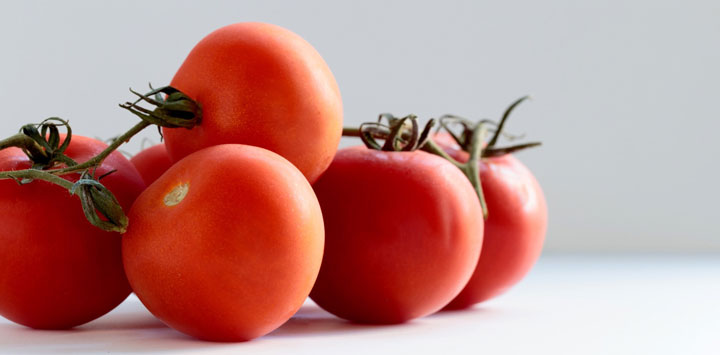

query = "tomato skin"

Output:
[[163, 22, 343, 183], [434, 134, 547, 309], [122, 144, 324, 341], [0, 135, 145, 329], [130, 144, 173, 186], [310, 146, 483, 324]]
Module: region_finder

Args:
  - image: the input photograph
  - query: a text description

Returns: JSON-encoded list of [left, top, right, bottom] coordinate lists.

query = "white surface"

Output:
[[1, 254, 718, 354], [1, 1, 719, 252]]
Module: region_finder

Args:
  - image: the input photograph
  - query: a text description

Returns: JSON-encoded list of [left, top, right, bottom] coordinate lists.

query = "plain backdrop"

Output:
[[0, 0, 718, 252]]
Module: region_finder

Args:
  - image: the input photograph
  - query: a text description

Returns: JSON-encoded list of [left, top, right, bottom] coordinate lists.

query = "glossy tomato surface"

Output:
[[0, 135, 145, 329], [163, 22, 343, 183], [310, 146, 483, 324], [130, 143, 173, 186], [122, 144, 324, 341], [434, 133, 547, 309]]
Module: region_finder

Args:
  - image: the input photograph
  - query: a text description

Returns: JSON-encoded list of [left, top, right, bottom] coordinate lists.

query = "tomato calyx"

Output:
[[357, 114, 435, 152], [0, 85, 201, 233], [438, 96, 542, 159], [0, 118, 77, 172], [70, 170, 130, 233], [0, 118, 130, 232], [119, 85, 202, 132], [0, 118, 80, 185], [343, 114, 488, 218], [341, 96, 541, 220]]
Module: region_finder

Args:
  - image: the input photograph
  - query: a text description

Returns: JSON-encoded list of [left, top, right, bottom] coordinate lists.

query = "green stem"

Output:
[[0, 133, 48, 161], [461, 123, 488, 219], [0, 119, 149, 181], [487, 95, 530, 149], [483, 141, 541, 158], [0, 85, 200, 233], [421, 124, 488, 218], [0, 122, 150, 233], [0, 168, 74, 189], [48, 121, 150, 175], [342, 127, 362, 137], [420, 139, 464, 169], [53, 154, 78, 167], [343, 122, 489, 218]]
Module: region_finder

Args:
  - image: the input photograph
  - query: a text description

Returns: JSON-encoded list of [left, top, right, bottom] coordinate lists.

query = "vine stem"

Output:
[[0, 85, 200, 232], [487, 95, 530, 149], [462, 123, 487, 219], [343, 123, 490, 219], [343, 126, 467, 168], [0, 133, 48, 161], [0, 121, 149, 181], [51, 121, 150, 175], [0, 169, 74, 189], [343, 97, 537, 221], [421, 124, 489, 219], [0, 121, 152, 233], [341, 127, 362, 138]]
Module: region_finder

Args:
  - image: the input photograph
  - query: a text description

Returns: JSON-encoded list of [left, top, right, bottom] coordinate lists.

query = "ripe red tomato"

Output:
[[0, 135, 145, 329], [434, 133, 547, 309], [310, 146, 484, 324], [122, 144, 324, 341], [163, 22, 343, 183], [130, 143, 173, 186]]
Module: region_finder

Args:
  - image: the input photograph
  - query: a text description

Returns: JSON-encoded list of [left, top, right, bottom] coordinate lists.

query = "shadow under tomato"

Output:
[[0, 300, 435, 352], [269, 304, 354, 337], [268, 303, 425, 338], [0, 320, 234, 354], [75, 305, 166, 331], [0, 305, 231, 354], [434, 304, 497, 315]]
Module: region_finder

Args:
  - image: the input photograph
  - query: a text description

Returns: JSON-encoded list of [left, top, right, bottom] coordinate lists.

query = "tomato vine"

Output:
[[341, 96, 541, 219], [0, 85, 201, 232]]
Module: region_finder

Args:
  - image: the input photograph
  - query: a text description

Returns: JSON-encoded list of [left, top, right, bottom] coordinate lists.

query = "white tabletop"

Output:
[[1, 254, 718, 355]]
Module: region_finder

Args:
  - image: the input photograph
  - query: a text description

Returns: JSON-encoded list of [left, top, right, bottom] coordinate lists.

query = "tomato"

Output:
[[163, 22, 343, 183], [434, 133, 547, 309], [309, 146, 483, 324], [122, 144, 324, 341], [130, 143, 173, 186], [0, 135, 145, 329]]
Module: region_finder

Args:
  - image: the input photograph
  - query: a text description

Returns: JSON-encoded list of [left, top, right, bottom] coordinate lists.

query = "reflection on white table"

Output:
[[1, 254, 718, 354]]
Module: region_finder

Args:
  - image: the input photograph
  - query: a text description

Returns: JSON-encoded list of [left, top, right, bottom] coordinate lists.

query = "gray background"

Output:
[[0, 0, 718, 252]]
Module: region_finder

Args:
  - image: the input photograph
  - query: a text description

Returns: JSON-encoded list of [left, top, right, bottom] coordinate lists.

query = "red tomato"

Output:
[[434, 133, 547, 309], [310, 146, 484, 324], [122, 144, 324, 341], [130, 143, 173, 186], [163, 22, 343, 183], [0, 135, 145, 329]]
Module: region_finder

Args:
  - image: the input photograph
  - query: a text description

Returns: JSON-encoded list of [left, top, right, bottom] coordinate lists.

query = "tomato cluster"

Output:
[[0, 22, 546, 342]]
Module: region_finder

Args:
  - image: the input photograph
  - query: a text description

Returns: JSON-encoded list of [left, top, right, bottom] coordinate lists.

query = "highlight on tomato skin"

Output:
[[0, 135, 145, 330], [121, 144, 325, 342], [130, 143, 173, 186], [433, 133, 548, 309], [309, 146, 484, 324], [163, 22, 343, 184]]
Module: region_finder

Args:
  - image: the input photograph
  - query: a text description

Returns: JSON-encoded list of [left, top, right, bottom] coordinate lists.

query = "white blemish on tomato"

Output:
[[164, 183, 189, 206]]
